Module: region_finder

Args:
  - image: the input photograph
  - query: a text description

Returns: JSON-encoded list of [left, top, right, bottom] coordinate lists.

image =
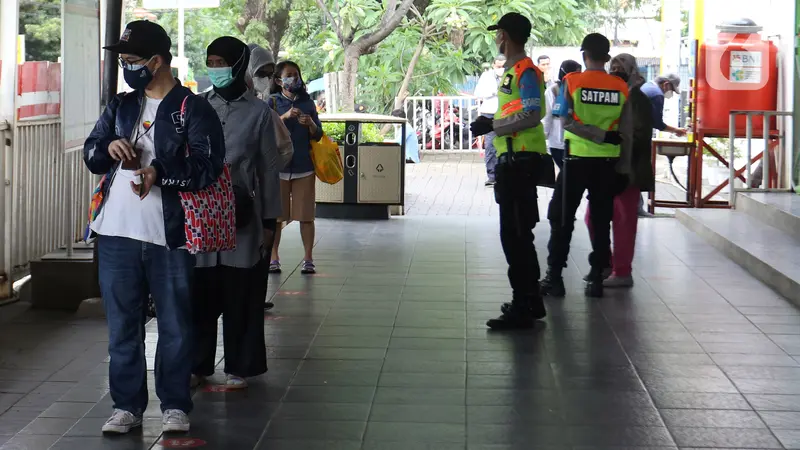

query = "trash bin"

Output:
[[316, 113, 407, 220]]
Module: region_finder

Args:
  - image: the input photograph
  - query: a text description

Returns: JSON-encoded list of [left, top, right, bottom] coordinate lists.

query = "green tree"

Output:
[[19, 0, 61, 62], [128, 6, 238, 78], [315, 0, 416, 111], [234, 0, 295, 55]]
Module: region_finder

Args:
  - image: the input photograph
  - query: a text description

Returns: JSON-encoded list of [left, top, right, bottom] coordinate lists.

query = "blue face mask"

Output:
[[208, 67, 235, 88], [122, 58, 156, 91]]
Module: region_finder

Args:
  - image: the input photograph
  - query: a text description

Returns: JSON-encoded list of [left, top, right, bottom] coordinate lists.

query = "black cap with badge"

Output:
[[487, 12, 532, 44], [104, 20, 172, 60]]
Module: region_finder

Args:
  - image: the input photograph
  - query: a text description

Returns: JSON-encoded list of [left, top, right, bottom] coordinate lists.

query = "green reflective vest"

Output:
[[493, 57, 547, 156], [562, 70, 629, 158]]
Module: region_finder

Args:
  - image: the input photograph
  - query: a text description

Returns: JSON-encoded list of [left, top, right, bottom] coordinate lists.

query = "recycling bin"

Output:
[[315, 113, 407, 220]]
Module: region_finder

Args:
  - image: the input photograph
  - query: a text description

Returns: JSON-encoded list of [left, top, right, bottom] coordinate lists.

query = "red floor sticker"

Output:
[[161, 437, 207, 448], [202, 385, 239, 393], [277, 291, 306, 296]]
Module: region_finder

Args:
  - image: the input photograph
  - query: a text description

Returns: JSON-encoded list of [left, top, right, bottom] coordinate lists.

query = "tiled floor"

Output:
[[2, 159, 800, 449]]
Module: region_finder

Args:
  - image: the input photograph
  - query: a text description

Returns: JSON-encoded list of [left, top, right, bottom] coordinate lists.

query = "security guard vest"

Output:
[[493, 57, 547, 156], [562, 70, 629, 158]]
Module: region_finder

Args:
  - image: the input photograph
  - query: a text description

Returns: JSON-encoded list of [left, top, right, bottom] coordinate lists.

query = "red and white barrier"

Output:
[[17, 61, 61, 121]]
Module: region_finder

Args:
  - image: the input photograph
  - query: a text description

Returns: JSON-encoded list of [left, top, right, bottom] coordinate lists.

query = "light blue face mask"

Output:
[[208, 67, 235, 88]]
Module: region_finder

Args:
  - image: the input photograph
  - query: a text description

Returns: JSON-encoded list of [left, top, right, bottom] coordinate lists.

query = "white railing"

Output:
[[728, 111, 794, 206], [7, 120, 93, 278], [404, 96, 483, 153]]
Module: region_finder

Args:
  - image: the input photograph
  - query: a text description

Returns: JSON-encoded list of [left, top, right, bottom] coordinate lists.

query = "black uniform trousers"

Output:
[[192, 259, 269, 378], [546, 157, 623, 279], [494, 152, 547, 308]]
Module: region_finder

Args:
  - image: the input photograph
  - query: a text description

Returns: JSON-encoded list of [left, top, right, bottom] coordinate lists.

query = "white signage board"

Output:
[[62, 0, 100, 150], [142, 0, 220, 9], [730, 50, 763, 83]]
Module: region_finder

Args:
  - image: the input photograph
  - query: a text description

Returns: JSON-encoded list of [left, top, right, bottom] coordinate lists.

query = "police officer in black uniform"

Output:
[[540, 33, 633, 298], [470, 13, 553, 329]]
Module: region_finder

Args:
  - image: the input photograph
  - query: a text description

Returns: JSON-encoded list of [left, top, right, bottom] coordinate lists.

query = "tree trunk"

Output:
[[341, 46, 361, 112], [267, 3, 292, 57], [393, 31, 426, 111]]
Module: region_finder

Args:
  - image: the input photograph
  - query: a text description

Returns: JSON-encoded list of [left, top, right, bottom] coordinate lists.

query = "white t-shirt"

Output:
[[474, 70, 501, 115], [280, 171, 314, 181], [91, 97, 167, 246]]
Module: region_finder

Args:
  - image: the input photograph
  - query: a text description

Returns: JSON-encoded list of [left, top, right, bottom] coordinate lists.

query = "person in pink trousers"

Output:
[[584, 53, 654, 287]]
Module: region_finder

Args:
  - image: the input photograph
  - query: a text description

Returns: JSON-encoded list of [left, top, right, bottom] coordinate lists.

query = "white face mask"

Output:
[[664, 90, 674, 99], [253, 76, 270, 94], [494, 67, 504, 76]]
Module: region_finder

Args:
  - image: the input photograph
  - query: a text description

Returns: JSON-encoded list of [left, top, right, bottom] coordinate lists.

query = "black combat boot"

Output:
[[487, 297, 546, 330], [584, 268, 604, 298], [583, 267, 612, 282], [539, 269, 565, 297]]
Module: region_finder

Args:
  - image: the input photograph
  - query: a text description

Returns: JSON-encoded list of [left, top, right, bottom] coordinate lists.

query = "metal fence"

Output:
[[404, 96, 483, 153], [7, 120, 93, 278], [728, 110, 794, 206]]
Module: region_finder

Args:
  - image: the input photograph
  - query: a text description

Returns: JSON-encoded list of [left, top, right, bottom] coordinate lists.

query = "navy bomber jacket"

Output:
[[83, 83, 226, 249]]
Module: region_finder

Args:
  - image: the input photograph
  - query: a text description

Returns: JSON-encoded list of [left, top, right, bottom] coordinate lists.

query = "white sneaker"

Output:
[[224, 374, 248, 389], [603, 275, 634, 288], [162, 409, 190, 433], [101, 409, 142, 434]]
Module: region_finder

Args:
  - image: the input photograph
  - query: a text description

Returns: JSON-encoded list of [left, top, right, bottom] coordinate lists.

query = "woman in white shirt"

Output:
[[542, 60, 582, 169]]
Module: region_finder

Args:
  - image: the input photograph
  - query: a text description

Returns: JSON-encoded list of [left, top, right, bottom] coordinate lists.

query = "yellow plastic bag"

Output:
[[310, 133, 344, 184]]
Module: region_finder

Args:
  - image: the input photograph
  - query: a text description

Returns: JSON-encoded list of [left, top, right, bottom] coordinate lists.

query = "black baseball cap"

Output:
[[104, 20, 172, 60], [487, 13, 531, 44], [580, 33, 611, 59]]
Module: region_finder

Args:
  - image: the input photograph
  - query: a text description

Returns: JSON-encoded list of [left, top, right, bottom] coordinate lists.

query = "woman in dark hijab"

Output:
[[584, 53, 654, 288], [543, 60, 582, 169], [191, 36, 289, 389], [205, 36, 250, 101]]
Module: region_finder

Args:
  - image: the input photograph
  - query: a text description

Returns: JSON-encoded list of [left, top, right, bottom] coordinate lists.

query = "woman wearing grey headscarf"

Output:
[[247, 44, 277, 98], [584, 53, 654, 288], [246, 44, 293, 309]]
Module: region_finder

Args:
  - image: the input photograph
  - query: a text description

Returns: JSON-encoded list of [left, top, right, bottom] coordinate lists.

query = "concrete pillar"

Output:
[[0, 0, 19, 122], [0, 0, 17, 298], [794, 0, 800, 192]]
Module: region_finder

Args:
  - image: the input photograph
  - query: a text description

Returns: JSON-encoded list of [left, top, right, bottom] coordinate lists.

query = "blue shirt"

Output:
[[517, 69, 542, 113], [269, 93, 323, 174], [640, 81, 666, 131], [553, 82, 568, 117]]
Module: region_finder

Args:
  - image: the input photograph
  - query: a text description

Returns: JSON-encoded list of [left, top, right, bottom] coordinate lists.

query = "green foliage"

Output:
[[355, 26, 472, 113], [19, 0, 61, 62], [19, 0, 650, 111], [322, 121, 385, 143], [130, 6, 238, 79]]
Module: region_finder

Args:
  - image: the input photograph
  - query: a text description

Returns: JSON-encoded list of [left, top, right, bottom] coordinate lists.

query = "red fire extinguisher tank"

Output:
[[696, 18, 778, 136]]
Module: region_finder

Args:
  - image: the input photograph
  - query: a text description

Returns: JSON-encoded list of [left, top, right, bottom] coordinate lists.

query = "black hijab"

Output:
[[207, 37, 250, 102], [557, 59, 582, 86]]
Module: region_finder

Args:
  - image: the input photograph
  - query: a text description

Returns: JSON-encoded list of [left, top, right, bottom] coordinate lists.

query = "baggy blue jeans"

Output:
[[97, 235, 195, 415]]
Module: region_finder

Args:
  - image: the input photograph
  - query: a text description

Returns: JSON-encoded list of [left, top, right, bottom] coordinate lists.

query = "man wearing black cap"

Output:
[[470, 13, 551, 329], [83, 20, 226, 435], [540, 32, 633, 298]]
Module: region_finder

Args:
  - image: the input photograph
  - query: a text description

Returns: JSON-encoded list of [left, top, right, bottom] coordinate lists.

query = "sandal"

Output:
[[301, 260, 316, 274], [268, 260, 281, 273]]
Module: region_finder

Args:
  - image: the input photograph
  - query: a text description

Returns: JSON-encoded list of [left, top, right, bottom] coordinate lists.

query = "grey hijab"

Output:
[[611, 53, 645, 89], [246, 44, 276, 97]]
